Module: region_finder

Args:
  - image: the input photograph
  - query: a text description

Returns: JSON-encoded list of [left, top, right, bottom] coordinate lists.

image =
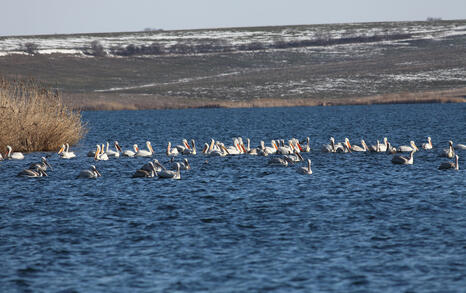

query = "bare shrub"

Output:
[[22, 42, 39, 55], [0, 77, 86, 152]]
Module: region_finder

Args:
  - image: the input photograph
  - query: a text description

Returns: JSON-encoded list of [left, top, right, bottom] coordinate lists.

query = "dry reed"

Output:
[[0, 77, 86, 153]]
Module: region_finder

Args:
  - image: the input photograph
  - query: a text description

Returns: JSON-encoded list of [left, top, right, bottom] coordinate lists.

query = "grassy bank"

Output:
[[63, 87, 466, 111], [0, 77, 86, 152]]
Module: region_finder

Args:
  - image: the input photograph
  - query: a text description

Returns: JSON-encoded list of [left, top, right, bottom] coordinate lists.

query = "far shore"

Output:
[[64, 87, 466, 111]]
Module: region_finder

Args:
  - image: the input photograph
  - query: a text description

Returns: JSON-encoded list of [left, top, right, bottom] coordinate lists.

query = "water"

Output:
[[1, 103, 465, 292]]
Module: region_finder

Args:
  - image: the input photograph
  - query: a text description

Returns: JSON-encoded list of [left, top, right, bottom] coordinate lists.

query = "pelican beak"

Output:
[[184, 141, 191, 150], [116, 143, 123, 153], [297, 142, 303, 152], [241, 144, 247, 153], [149, 144, 154, 153], [346, 141, 352, 149], [58, 145, 64, 154]]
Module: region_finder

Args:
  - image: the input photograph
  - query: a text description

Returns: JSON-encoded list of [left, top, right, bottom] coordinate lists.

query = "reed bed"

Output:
[[0, 77, 86, 152]]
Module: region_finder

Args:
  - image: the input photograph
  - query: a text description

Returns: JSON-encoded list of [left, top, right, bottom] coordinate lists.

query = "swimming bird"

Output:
[[300, 137, 311, 152], [385, 142, 397, 154], [58, 143, 76, 159], [268, 156, 292, 167], [172, 158, 191, 170], [94, 145, 108, 161], [391, 150, 415, 165], [182, 139, 197, 155], [157, 162, 181, 179], [285, 151, 304, 163], [123, 144, 139, 157], [77, 165, 101, 178], [297, 159, 312, 175], [397, 141, 419, 153], [17, 165, 48, 177], [438, 155, 459, 170], [441, 141, 455, 158], [351, 139, 369, 152], [166, 141, 179, 157], [106, 141, 121, 158], [369, 138, 388, 152], [6, 145, 24, 160], [455, 143, 466, 150], [322, 137, 337, 153], [29, 156, 52, 171], [422, 137, 433, 150], [132, 162, 156, 178], [136, 141, 154, 157]]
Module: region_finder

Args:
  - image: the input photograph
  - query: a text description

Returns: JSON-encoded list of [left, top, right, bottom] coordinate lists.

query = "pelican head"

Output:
[[57, 144, 65, 154], [345, 137, 351, 149], [410, 140, 419, 151], [90, 165, 102, 177]]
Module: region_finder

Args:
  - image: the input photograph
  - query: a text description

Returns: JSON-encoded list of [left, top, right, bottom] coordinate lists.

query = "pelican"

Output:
[[58, 143, 76, 159], [175, 139, 190, 153], [132, 162, 156, 178], [6, 145, 24, 160], [322, 137, 336, 153], [336, 138, 351, 153], [441, 141, 455, 158], [297, 159, 312, 175], [277, 140, 294, 155], [391, 150, 415, 165], [172, 158, 191, 170], [386, 142, 397, 154], [77, 165, 101, 178], [123, 144, 139, 157], [422, 137, 433, 150], [225, 138, 243, 155], [209, 143, 229, 157], [300, 137, 311, 152], [351, 139, 368, 152], [29, 157, 52, 171], [94, 145, 108, 161], [18, 165, 47, 177], [438, 155, 459, 170], [106, 141, 121, 158], [455, 143, 466, 150], [166, 142, 179, 157], [285, 151, 304, 163], [397, 141, 419, 153], [157, 162, 181, 179], [369, 138, 388, 152], [245, 138, 258, 155], [182, 139, 197, 155], [268, 156, 291, 167], [136, 141, 154, 157]]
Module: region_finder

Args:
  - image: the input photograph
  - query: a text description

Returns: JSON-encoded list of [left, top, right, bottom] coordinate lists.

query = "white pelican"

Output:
[[297, 159, 312, 175], [175, 139, 190, 153], [336, 138, 351, 153], [94, 145, 108, 161], [136, 141, 154, 157], [391, 150, 415, 165], [441, 141, 455, 158], [422, 137, 433, 150], [182, 139, 197, 155], [166, 142, 179, 157], [369, 138, 388, 152], [225, 138, 242, 155], [209, 143, 229, 157], [18, 165, 48, 177], [77, 165, 101, 178], [29, 157, 52, 171], [277, 140, 294, 155], [300, 137, 311, 152], [245, 138, 258, 155], [106, 141, 121, 158], [157, 162, 181, 179], [133, 162, 156, 178], [123, 144, 139, 157], [455, 143, 466, 150], [351, 139, 368, 152], [58, 143, 76, 159], [6, 145, 24, 160], [438, 155, 459, 170], [397, 141, 419, 153]]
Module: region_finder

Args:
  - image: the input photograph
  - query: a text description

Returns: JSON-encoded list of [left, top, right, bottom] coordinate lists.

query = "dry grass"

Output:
[[0, 77, 86, 153]]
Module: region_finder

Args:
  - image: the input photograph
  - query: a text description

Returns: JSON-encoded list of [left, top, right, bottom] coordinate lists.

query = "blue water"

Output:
[[1, 104, 465, 292]]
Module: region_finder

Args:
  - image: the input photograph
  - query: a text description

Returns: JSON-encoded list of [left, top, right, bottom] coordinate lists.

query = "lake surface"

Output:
[[1, 103, 465, 292]]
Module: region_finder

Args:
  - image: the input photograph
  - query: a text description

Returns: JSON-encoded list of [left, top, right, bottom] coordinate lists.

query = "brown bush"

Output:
[[0, 77, 86, 153]]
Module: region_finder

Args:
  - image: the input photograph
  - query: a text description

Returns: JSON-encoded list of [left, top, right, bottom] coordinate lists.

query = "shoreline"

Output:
[[64, 87, 466, 111]]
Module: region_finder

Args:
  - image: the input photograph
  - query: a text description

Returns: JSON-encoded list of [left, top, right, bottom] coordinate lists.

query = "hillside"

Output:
[[0, 20, 465, 109]]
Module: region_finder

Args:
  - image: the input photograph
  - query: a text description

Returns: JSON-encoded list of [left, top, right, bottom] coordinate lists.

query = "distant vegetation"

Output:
[[85, 31, 412, 57], [21, 42, 39, 55], [0, 77, 86, 152]]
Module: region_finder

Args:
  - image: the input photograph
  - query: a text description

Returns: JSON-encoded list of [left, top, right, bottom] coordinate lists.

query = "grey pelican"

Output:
[[132, 162, 156, 178], [391, 150, 415, 165], [268, 156, 292, 167], [285, 152, 304, 163], [136, 141, 154, 157], [6, 145, 24, 160], [297, 159, 312, 175], [438, 155, 459, 170], [77, 165, 101, 178], [18, 165, 48, 177], [386, 142, 397, 154], [397, 141, 419, 153], [422, 137, 433, 150], [441, 141, 455, 158], [29, 157, 52, 171], [157, 162, 181, 179]]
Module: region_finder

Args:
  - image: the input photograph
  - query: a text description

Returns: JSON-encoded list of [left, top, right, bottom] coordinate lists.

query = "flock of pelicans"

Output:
[[2, 136, 463, 179]]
